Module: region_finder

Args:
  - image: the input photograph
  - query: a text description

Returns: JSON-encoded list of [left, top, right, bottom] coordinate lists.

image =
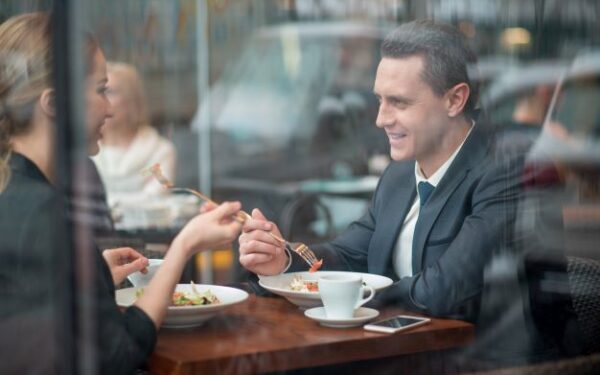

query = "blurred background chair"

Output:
[[279, 192, 335, 242]]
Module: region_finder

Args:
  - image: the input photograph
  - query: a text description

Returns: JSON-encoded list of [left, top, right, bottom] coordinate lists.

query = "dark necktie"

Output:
[[417, 181, 435, 206], [412, 181, 435, 274]]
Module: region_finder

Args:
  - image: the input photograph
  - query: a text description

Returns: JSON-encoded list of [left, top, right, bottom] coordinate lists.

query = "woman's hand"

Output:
[[102, 247, 149, 286], [173, 201, 243, 257]]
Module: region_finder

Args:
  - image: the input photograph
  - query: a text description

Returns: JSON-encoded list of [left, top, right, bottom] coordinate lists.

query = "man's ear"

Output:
[[445, 82, 470, 118], [40, 88, 55, 117]]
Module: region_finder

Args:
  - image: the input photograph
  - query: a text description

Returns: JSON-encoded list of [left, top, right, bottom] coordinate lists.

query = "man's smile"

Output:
[[387, 131, 408, 146]]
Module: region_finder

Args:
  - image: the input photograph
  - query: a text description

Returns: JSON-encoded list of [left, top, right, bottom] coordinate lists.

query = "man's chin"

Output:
[[390, 150, 411, 162]]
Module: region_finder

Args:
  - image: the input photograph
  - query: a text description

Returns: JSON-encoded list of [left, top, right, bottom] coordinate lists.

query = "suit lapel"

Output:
[[370, 167, 416, 277], [412, 125, 490, 273], [412, 170, 467, 273]]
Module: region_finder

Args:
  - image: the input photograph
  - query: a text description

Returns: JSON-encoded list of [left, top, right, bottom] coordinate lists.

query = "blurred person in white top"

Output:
[[93, 62, 176, 203]]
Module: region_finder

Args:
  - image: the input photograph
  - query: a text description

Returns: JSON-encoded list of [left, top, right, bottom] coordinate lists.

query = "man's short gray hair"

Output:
[[381, 20, 479, 118]]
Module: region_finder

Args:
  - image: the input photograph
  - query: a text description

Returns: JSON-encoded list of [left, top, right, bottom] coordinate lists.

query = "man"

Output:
[[239, 20, 519, 321]]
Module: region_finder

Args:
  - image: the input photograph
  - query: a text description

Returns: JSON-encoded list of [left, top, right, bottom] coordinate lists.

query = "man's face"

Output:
[[373, 56, 451, 164]]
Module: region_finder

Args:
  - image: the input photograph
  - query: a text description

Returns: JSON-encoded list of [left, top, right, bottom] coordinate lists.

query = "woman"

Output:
[[92, 61, 176, 202], [0, 12, 242, 374]]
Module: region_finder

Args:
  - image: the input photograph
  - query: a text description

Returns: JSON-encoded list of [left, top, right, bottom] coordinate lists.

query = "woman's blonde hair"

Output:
[[107, 62, 149, 128], [0, 12, 53, 191], [0, 12, 99, 192]]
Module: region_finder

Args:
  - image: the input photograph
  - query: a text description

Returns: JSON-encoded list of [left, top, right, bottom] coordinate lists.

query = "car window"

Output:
[[553, 74, 600, 138], [212, 32, 340, 149]]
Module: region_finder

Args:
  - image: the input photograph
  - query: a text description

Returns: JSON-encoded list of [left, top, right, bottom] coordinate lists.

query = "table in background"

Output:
[[148, 295, 474, 375]]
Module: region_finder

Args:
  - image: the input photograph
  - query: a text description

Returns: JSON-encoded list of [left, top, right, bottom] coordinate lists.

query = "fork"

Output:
[[145, 164, 321, 269], [284, 242, 321, 269]]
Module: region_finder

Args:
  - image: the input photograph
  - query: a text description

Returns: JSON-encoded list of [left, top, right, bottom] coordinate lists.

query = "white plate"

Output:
[[304, 307, 379, 328], [116, 284, 249, 328], [258, 271, 393, 309]]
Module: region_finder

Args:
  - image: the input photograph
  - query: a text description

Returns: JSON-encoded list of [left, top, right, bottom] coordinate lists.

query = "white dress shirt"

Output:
[[393, 124, 474, 278]]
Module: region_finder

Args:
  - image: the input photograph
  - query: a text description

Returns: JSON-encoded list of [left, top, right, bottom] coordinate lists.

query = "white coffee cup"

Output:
[[318, 274, 375, 319]]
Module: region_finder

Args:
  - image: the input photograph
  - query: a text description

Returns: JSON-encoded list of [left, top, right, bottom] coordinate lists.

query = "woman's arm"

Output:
[[133, 201, 242, 328]]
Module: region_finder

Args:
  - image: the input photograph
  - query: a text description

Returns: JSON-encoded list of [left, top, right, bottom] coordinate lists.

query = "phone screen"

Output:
[[371, 316, 425, 328]]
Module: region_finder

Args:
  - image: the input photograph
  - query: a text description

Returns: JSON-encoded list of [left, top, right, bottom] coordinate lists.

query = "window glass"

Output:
[[2, 0, 600, 373]]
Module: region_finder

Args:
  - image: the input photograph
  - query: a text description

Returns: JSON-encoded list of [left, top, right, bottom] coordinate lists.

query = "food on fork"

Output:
[[309, 259, 323, 273], [291, 243, 323, 273], [142, 163, 173, 188]]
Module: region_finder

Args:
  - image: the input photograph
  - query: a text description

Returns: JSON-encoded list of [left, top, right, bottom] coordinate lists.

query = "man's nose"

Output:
[[375, 102, 393, 129]]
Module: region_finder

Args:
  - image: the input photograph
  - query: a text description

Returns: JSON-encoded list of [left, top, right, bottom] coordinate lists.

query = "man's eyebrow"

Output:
[[97, 77, 108, 85], [389, 95, 412, 103], [376, 93, 412, 104]]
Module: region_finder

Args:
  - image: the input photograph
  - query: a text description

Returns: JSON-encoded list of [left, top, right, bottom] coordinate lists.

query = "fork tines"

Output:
[[294, 243, 319, 265]]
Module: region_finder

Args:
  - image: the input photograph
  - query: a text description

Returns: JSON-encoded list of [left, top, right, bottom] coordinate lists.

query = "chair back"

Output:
[[567, 256, 600, 354]]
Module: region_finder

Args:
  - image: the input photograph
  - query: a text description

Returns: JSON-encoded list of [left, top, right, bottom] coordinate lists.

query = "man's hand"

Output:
[[102, 247, 149, 286], [239, 208, 288, 276]]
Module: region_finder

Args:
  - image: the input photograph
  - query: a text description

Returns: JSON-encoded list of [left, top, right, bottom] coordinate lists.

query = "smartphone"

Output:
[[364, 315, 431, 333]]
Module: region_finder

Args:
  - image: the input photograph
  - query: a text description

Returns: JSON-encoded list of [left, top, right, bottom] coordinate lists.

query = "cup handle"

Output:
[[355, 285, 375, 308]]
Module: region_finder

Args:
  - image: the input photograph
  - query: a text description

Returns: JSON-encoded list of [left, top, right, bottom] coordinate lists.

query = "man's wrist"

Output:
[[280, 247, 292, 274]]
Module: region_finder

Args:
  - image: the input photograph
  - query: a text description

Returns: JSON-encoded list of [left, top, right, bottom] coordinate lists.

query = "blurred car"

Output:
[[529, 51, 600, 165], [479, 60, 568, 157], [481, 60, 568, 127], [205, 22, 390, 183], [467, 54, 519, 94], [198, 22, 391, 241], [515, 52, 600, 354]]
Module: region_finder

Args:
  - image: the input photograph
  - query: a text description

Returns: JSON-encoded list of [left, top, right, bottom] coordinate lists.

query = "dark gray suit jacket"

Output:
[[290, 125, 521, 321]]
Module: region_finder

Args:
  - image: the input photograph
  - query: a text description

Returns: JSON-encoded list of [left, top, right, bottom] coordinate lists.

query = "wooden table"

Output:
[[148, 295, 474, 375]]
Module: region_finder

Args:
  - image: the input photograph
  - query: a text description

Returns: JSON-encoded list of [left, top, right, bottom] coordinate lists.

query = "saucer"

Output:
[[304, 307, 379, 328]]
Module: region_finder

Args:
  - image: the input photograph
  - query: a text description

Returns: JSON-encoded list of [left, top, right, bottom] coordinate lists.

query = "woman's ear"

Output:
[[40, 89, 55, 117]]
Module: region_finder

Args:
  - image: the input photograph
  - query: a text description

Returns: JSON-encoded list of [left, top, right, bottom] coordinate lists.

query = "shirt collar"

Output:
[[415, 121, 475, 188]]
